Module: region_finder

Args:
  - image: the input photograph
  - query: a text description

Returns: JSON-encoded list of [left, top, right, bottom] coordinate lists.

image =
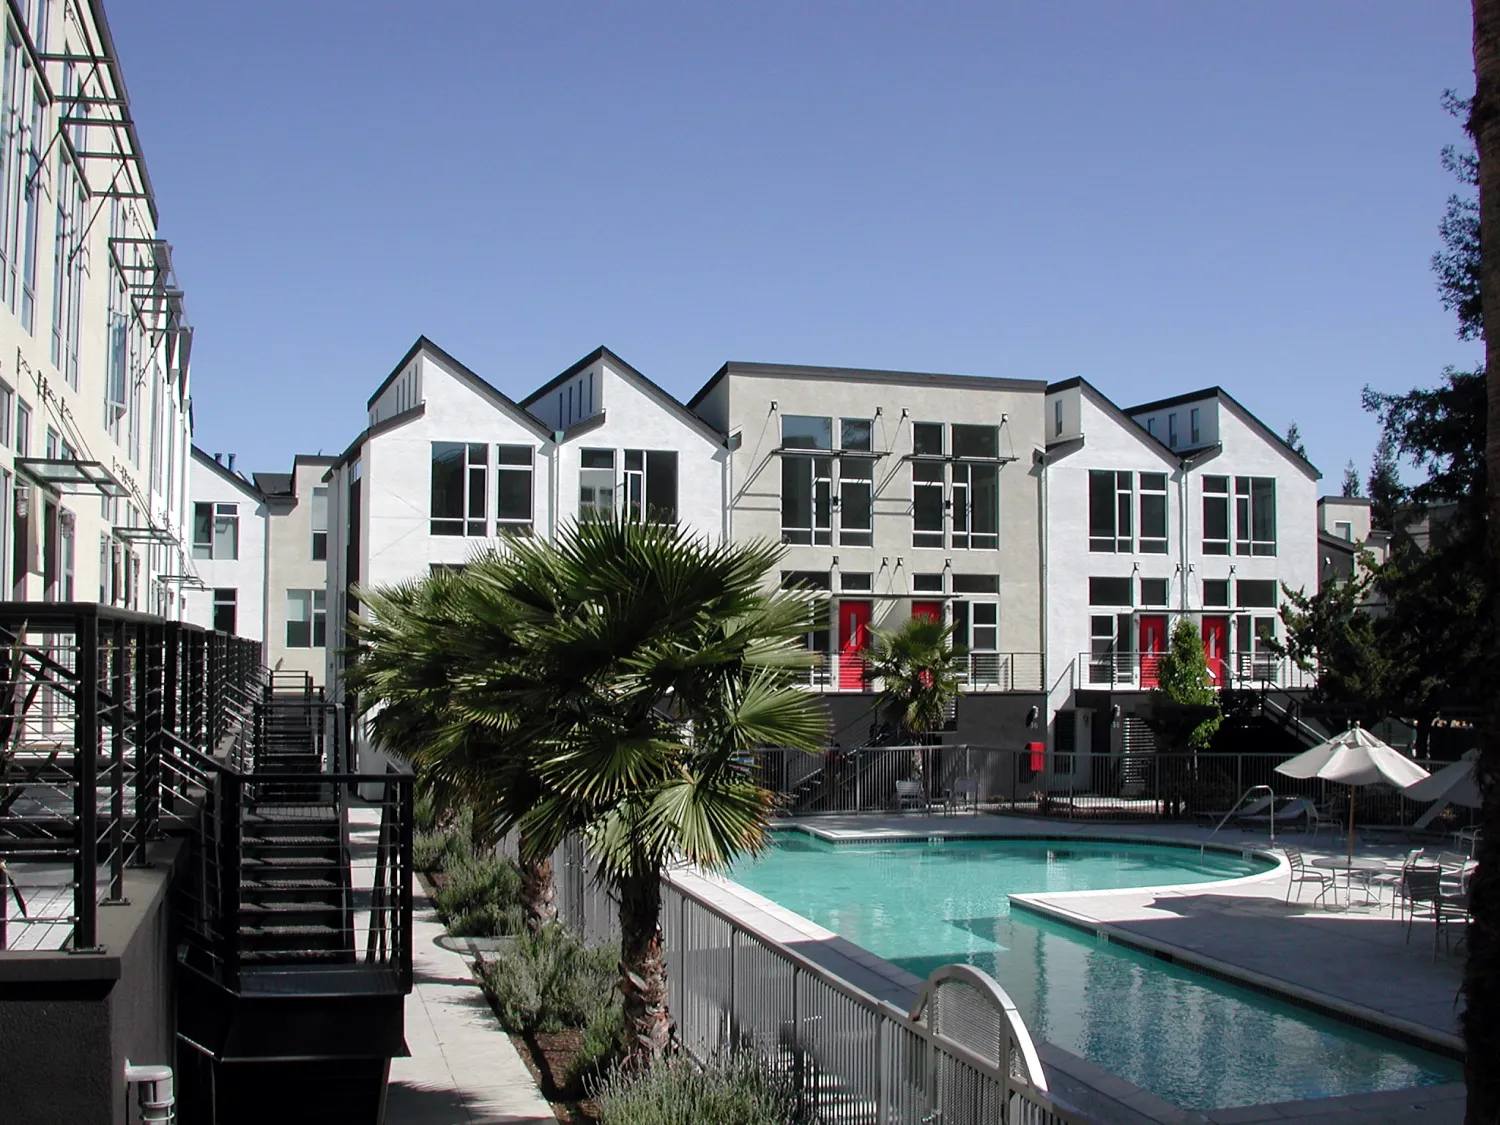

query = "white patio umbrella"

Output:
[[1275, 725, 1431, 863], [1402, 748, 1480, 809]]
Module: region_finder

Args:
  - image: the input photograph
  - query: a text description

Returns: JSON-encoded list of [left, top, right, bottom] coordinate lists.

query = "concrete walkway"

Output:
[[384, 885, 555, 1125]]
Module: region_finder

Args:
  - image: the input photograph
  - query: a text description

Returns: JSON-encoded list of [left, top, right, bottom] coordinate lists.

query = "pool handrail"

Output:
[[1204, 785, 1276, 852]]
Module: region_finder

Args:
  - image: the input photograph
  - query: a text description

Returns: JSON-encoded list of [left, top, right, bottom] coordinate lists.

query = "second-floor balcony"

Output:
[[1080, 651, 1315, 692], [802, 650, 1044, 693]]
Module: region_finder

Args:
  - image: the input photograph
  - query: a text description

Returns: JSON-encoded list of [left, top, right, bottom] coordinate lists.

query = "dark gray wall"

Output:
[[0, 843, 180, 1125], [822, 691, 1045, 749]]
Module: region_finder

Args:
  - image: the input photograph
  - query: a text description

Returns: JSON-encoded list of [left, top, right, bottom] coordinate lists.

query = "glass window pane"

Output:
[[781, 456, 812, 542], [645, 450, 677, 523], [214, 512, 237, 560], [840, 419, 872, 451], [782, 415, 832, 450], [912, 423, 944, 456], [1089, 470, 1115, 546], [1088, 576, 1131, 605], [952, 574, 998, 594], [582, 448, 615, 469], [952, 424, 998, 459], [430, 442, 466, 528]]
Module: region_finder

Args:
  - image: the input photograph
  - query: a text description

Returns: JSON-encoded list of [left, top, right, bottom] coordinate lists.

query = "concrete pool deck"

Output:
[[752, 811, 1470, 1125]]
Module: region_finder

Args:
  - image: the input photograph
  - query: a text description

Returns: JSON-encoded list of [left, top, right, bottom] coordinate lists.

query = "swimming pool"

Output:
[[729, 834, 1461, 1110]]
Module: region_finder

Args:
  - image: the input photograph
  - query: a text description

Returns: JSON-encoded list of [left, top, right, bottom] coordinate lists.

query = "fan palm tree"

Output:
[[864, 615, 962, 745], [350, 519, 828, 1063]]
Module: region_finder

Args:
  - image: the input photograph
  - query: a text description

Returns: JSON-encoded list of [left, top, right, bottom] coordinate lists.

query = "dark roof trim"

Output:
[[190, 445, 262, 500], [1088, 383, 1319, 481], [1319, 495, 1372, 507], [525, 347, 727, 446], [689, 361, 1046, 410], [558, 412, 608, 440], [1065, 378, 1181, 466], [365, 337, 552, 439], [292, 454, 337, 468], [1319, 530, 1358, 553], [1045, 377, 1084, 394], [325, 403, 428, 474]]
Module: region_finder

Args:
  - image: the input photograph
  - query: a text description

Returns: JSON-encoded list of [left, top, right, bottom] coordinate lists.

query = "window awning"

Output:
[[772, 446, 890, 458], [113, 525, 179, 545], [155, 573, 207, 589], [17, 458, 129, 497]]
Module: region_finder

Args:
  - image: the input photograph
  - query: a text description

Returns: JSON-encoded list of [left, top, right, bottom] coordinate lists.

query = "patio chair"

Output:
[[1240, 798, 1314, 833], [895, 779, 927, 813], [1437, 852, 1474, 896], [945, 778, 980, 816], [1455, 826, 1481, 858], [1404, 866, 1468, 960], [1369, 848, 1424, 917], [1281, 845, 1335, 906]]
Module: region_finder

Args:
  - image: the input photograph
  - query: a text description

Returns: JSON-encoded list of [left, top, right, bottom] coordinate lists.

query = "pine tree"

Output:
[[1285, 421, 1308, 458], [1367, 432, 1402, 529], [1149, 617, 1221, 751], [1341, 460, 1362, 497]]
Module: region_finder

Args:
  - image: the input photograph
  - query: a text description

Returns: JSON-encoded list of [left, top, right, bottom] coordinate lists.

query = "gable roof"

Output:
[[1124, 386, 1321, 480], [191, 445, 263, 501], [1045, 378, 1181, 465], [366, 336, 552, 439], [690, 361, 1045, 410], [524, 346, 727, 445]]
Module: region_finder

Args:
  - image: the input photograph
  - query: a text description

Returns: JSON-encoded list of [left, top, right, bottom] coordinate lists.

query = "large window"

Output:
[[1235, 579, 1277, 608], [579, 448, 616, 518], [1088, 470, 1132, 552], [1235, 476, 1276, 556], [911, 423, 999, 550], [50, 149, 84, 382], [781, 416, 832, 545], [431, 442, 487, 536], [213, 588, 237, 635], [1138, 472, 1167, 554], [286, 589, 326, 648], [192, 502, 238, 560], [497, 444, 534, 530], [1202, 476, 1229, 555], [310, 486, 328, 560], [837, 419, 873, 546], [624, 449, 679, 523]]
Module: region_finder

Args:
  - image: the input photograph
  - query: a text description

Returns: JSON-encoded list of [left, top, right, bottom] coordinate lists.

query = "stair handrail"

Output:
[[1202, 784, 1276, 853], [1258, 687, 1326, 748]]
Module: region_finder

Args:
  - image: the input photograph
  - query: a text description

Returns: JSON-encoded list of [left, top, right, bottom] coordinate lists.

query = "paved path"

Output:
[[385, 884, 555, 1125]]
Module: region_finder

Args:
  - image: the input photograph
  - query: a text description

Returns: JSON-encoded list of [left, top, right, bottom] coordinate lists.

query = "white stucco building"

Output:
[[324, 337, 729, 712], [0, 1, 195, 617], [184, 447, 267, 643], [257, 456, 336, 685], [1041, 380, 1320, 769]]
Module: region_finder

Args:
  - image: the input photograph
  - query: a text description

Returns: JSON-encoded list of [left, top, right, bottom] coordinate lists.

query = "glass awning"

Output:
[[113, 525, 179, 545], [17, 458, 129, 498]]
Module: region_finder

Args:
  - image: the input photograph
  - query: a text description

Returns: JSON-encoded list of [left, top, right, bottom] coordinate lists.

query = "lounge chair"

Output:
[[1281, 845, 1335, 906], [895, 779, 927, 813], [1240, 797, 1316, 832], [945, 778, 980, 815], [1197, 794, 1275, 824]]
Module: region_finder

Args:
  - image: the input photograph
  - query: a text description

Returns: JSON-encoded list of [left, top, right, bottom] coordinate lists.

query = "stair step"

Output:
[[239, 923, 342, 937], [238, 948, 350, 964]]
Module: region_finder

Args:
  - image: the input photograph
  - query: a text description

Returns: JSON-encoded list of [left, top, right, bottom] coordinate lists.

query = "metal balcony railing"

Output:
[[1081, 651, 1316, 691], [801, 651, 1044, 693]]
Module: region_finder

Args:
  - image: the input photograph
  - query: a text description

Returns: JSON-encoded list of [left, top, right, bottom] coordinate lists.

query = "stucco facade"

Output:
[[262, 456, 337, 684], [184, 448, 267, 645]]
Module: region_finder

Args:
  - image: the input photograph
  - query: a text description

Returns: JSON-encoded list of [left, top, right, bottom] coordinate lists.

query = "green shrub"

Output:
[[448, 900, 525, 938], [414, 790, 439, 835], [433, 854, 523, 927], [481, 924, 618, 1033], [563, 1002, 625, 1092], [414, 831, 458, 873], [593, 1051, 812, 1125]]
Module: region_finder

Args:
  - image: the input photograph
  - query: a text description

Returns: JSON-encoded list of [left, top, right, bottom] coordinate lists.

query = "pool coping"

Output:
[[733, 825, 1466, 1121], [776, 823, 1464, 1057]]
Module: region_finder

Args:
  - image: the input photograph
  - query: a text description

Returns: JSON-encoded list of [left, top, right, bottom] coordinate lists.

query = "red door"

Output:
[[911, 600, 943, 623], [1139, 615, 1167, 688], [1202, 616, 1228, 686], [839, 600, 873, 690]]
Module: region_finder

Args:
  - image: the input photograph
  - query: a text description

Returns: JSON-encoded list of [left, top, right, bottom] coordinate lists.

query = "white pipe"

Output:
[[124, 1061, 174, 1124]]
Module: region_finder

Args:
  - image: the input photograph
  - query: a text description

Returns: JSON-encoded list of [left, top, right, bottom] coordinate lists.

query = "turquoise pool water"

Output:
[[730, 834, 1461, 1110]]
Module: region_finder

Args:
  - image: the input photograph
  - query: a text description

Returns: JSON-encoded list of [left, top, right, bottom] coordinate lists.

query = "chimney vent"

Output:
[[227, 454, 236, 472], [213, 453, 222, 464]]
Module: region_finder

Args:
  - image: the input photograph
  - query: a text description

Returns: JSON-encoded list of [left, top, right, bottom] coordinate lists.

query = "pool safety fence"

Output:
[[541, 835, 1090, 1125], [748, 745, 1437, 827]]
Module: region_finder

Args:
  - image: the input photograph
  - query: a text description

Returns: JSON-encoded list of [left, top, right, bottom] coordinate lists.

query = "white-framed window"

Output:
[[430, 441, 488, 536], [213, 588, 237, 635], [1235, 614, 1277, 678], [1138, 472, 1168, 554], [0, 381, 10, 447], [50, 146, 85, 382], [1234, 476, 1276, 556], [1088, 470, 1132, 552], [952, 573, 1000, 684], [1139, 576, 1169, 606], [623, 449, 679, 524], [579, 448, 616, 519], [1089, 613, 1131, 684], [310, 485, 328, 560], [910, 423, 999, 550], [286, 589, 326, 648], [192, 502, 239, 560], [781, 416, 833, 545], [1202, 475, 1229, 555], [497, 444, 534, 531], [1333, 520, 1352, 541]]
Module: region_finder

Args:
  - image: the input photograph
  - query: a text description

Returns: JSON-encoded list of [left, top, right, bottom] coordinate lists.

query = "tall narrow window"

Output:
[[1235, 476, 1277, 556], [781, 416, 832, 544], [1088, 470, 1132, 552], [213, 588, 237, 635], [1167, 414, 1178, 448], [16, 400, 29, 457], [1138, 472, 1167, 553], [19, 82, 38, 334], [911, 462, 944, 548], [430, 442, 487, 536], [1202, 476, 1229, 555], [286, 589, 326, 648], [310, 485, 328, 561], [497, 444, 534, 530], [1189, 407, 1201, 445], [623, 449, 679, 523], [837, 458, 872, 546], [579, 448, 616, 519], [0, 381, 11, 446], [1054, 399, 1063, 437]]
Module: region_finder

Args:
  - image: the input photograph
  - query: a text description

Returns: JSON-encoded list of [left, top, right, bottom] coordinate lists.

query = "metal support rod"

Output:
[[74, 613, 100, 951], [105, 617, 127, 901]]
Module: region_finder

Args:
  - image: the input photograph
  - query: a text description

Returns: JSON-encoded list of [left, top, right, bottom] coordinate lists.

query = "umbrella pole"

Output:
[[1347, 789, 1356, 865]]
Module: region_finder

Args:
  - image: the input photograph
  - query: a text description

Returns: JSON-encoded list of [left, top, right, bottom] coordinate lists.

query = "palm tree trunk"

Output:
[[517, 849, 557, 933], [1467, 3, 1500, 1120], [617, 869, 672, 1064]]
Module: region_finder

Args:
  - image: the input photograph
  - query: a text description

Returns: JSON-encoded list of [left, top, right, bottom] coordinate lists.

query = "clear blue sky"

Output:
[[109, 1, 1477, 489]]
